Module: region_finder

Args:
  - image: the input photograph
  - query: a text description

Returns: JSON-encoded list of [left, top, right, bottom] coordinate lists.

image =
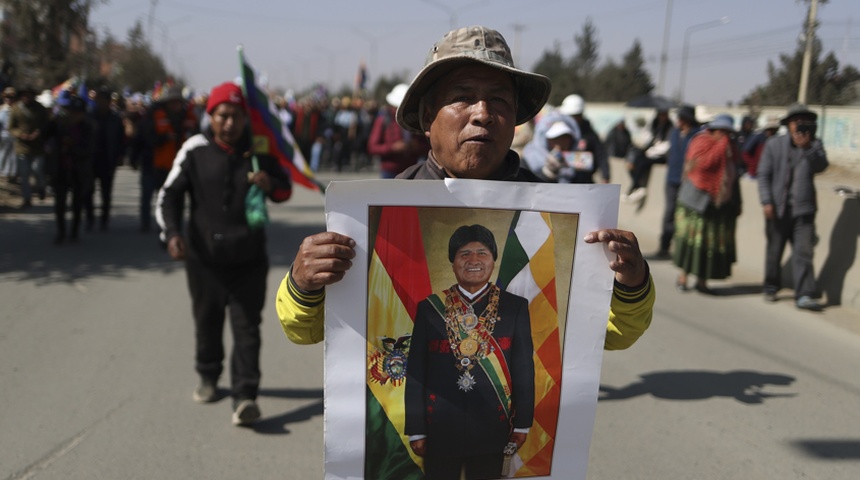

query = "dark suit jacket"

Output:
[[404, 285, 535, 458]]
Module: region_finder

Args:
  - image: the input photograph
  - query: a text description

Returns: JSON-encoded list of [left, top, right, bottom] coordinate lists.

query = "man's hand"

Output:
[[409, 439, 426, 457], [291, 232, 356, 291], [167, 236, 186, 261], [249, 171, 272, 194], [584, 229, 647, 287], [509, 432, 528, 449], [763, 204, 775, 221]]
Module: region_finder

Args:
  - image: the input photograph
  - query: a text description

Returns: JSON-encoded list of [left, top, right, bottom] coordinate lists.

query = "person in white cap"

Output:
[[556, 94, 610, 183], [367, 83, 428, 178]]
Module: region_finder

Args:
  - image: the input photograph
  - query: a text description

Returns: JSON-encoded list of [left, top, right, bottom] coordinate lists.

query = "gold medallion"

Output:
[[459, 338, 479, 356]]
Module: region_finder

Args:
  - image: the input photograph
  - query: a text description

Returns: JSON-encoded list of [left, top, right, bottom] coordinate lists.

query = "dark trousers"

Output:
[[53, 172, 85, 238], [140, 167, 170, 229], [660, 182, 680, 252], [764, 213, 817, 298], [185, 254, 268, 400], [86, 168, 116, 227], [424, 453, 504, 480]]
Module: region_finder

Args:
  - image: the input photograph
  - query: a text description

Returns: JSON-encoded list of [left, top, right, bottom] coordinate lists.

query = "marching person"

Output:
[[157, 82, 292, 426]]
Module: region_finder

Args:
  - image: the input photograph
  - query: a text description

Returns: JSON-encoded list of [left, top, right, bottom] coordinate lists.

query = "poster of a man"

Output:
[[405, 224, 535, 479], [364, 205, 580, 479]]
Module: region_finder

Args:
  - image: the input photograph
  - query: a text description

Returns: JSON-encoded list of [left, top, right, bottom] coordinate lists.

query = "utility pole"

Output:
[[148, 0, 159, 46], [656, 0, 674, 96], [510, 23, 525, 67], [798, 0, 819, 104]]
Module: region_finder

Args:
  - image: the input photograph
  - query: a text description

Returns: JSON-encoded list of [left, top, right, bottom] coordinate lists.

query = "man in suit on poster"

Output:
[[405, 224, 535, 480]]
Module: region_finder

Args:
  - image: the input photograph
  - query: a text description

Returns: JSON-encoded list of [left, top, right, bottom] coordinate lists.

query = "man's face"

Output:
[[423, 64, 516, 179], [452, 241, 495, 293], [210, 103, 246, 146], [787, 114, 816, 146]]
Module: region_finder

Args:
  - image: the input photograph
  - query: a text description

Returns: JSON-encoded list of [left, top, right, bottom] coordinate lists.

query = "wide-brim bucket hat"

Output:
[[780, 103, 817, 125], [396, 25, 552, 135]]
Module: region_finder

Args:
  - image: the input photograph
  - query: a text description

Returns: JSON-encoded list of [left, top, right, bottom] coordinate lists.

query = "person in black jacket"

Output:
[[405, 225, 534, 479], [156, 82, 292, 426]]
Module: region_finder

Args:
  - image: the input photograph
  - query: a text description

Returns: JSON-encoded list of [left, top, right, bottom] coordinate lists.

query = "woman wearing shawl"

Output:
[[673, 114, 742, 293]]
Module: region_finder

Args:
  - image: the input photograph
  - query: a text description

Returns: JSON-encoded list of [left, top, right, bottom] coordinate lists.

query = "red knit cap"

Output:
[[206, 82, 246, 114]]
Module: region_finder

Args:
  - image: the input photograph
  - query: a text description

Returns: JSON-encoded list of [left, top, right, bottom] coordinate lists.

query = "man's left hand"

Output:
[[249, 171, 272, 193], [584, 229, 647, 288], [509, 432, 528, 449]]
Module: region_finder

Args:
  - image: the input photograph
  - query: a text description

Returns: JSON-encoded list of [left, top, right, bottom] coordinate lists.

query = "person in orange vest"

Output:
[[139, 85, 198, 233]]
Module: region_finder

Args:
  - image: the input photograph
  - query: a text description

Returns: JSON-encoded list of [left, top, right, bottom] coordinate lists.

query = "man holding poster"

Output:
[[405, 224, 534, 479], [276, 25, 654, 479], [278, 25, 652, 350]]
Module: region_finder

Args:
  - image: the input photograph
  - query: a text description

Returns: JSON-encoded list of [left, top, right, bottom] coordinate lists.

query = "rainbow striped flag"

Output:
[[496, 210, 562, 477], [238, 47, 323, 193]]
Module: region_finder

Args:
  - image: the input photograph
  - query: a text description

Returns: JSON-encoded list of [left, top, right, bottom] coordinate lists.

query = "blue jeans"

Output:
[[17, 153, 45, 203]]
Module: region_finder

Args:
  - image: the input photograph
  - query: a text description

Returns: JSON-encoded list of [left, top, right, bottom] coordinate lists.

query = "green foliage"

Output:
[[114, 20, 168, 92], [0, 0, 101, 87], [532, 20, 654, 105], [742, 38, 859, 106]]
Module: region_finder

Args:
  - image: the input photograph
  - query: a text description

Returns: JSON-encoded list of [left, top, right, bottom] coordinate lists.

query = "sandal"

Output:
[[676, 276, 688, 292]]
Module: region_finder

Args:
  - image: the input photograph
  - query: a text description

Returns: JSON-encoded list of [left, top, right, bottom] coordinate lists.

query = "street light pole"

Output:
[[352, 28, 379, 76], [679, 16, 730, 103]]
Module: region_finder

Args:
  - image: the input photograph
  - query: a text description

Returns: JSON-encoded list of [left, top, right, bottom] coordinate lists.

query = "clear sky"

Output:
[[90, 0, 860, 106]]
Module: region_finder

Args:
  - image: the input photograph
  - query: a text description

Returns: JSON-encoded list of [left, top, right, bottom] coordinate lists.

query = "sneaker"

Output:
[[763, 291, 777, 303], [232, 399, 261, 426], [626, 187, 647, 202], [193, 379, 217, 403], [796, 296, 823, 311]]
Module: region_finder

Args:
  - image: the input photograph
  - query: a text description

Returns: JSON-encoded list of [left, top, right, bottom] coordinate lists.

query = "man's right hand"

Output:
[[409, 439, 426, 457], [291, 232, 356, 291], [167, 236, 186, 260], [763, 204, 775, 221]]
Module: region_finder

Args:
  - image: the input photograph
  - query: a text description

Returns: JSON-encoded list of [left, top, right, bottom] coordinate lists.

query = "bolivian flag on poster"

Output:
[[365, 207, 563, 478]]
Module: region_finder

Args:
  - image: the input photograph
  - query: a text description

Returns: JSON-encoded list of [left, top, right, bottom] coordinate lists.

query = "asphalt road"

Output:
[[1, 165, 858, 479]]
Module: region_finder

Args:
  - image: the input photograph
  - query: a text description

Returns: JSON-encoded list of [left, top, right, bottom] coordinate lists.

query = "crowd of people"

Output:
[[0, 25, 831, 452]]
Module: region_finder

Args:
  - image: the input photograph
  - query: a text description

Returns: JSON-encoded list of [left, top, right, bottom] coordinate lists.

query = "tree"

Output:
[[591, 40, 653, 102], [0, 0, 101, 87], [532, 42, 574, 105], [742, 37, 859, 106], [114, 20, 168, 93], [569, 17, 600, 97]]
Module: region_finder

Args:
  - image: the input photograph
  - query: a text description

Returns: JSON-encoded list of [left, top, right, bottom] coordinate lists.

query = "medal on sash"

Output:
[[442, 285, 501, 391]]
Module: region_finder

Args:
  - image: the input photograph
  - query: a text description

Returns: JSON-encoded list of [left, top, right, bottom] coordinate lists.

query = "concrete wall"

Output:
[[582, 103, 860, 168]]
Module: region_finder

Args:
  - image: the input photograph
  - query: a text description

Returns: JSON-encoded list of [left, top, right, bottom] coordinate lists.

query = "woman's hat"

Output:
[[707, 114, 735, 132], [396, 26, 551, 134]]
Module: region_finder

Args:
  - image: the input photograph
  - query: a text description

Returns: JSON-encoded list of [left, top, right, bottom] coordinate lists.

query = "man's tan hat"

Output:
[[396, 26, 551, 134]]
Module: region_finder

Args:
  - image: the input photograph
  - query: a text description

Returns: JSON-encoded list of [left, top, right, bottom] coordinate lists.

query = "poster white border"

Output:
[[324, 179, 619, 480]]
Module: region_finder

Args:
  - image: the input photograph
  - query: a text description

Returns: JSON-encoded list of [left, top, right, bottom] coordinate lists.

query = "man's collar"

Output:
[[457, 283, 490, 300]]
